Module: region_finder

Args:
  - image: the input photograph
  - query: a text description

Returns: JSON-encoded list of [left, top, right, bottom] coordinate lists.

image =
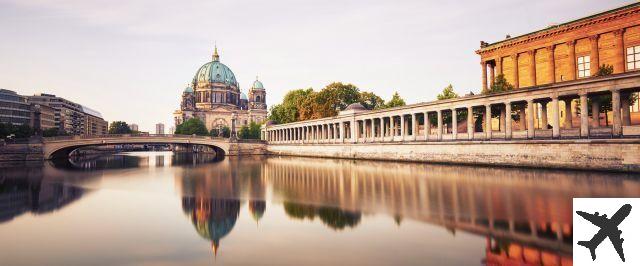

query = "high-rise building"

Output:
[[30, 103, 56, 133], [156, 123, 165, 135], [0, 89, 31, 125], [28, 93, 107, 135]]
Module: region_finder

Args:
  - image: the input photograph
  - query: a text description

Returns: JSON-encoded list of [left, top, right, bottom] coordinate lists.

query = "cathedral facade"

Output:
[[173, 47, 268, 133]]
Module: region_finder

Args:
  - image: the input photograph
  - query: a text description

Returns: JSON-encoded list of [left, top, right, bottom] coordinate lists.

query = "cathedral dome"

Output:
[[193, 47, 238, 87], [184, 85, 194, 93], [252, 79, 264, 89], [240, 92, 248, 101]]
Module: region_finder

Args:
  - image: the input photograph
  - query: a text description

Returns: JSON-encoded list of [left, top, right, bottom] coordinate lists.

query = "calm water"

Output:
[[1, 152, 640, 265]]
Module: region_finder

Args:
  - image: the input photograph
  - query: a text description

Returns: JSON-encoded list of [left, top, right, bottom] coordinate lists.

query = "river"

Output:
[[1, 151, 639, 265]]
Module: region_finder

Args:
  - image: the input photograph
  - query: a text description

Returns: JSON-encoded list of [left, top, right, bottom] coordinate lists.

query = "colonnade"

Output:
[[264, 73, 640, 144]]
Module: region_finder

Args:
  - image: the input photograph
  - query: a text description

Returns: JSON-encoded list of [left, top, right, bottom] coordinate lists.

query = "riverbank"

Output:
[[267, 138, 640, 173]]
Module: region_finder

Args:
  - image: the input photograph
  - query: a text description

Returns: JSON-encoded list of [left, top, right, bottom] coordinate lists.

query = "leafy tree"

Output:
[[268, 88, 314, 124], [595, 64, 614, 76], [484, 74, 514, 94], [358, 91, 385, 110], [0, 123, 33, 138], [437, 84, 459, 100], [220, 126, 231, 138], [108, 121, 132, 134], [174, 118, 208, 136], [383, 92, 406, 108], [238, 122, 262, 139], [42, 127, 63, 137]]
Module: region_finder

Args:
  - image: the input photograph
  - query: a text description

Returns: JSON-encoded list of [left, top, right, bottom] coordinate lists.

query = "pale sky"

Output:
[[0, 0, 631, 132]]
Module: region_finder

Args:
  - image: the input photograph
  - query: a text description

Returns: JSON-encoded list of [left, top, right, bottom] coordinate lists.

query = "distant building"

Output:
[[28, 93, 107, 135], [30, 103, 56, 133], [156, 123, 165, 135], [130, 123, 139, 132], [0, 89, 31, 125], [169, 126, 175, 134]]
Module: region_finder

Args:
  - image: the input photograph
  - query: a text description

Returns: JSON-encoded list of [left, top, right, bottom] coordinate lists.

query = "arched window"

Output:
[[256, 95, 261, 102]]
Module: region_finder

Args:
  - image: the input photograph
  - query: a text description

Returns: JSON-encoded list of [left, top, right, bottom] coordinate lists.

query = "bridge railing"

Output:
[[42, 134, 229, 141]]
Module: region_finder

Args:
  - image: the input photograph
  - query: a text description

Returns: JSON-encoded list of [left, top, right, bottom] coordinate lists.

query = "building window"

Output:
[[628, 45, 640, 70], [577, 55, 590, 78]]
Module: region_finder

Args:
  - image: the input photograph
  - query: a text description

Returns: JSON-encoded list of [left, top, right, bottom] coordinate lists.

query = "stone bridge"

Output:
[[41, 134, 266, 160]]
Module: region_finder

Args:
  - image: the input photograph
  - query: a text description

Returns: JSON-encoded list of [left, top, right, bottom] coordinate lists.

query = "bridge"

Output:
[[41, 134, 264, 160]]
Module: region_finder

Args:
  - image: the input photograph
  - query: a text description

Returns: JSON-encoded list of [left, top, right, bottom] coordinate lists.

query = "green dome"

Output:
[[193, 48, 238, 87], [184, 85, 194, 93], [252, 80, 264, 89]]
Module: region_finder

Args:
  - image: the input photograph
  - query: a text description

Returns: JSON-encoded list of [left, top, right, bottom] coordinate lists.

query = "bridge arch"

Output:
[[42, 135, 230, 160]]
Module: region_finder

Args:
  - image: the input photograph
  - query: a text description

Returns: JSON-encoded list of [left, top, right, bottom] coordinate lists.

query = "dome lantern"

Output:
[[212, 45, 220, 62]]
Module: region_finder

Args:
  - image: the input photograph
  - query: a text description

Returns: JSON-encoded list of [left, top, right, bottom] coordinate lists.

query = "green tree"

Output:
[[268, 88, 314, 124], [484, 74, 514, 94], [108, 121, 132, 134], [383, 92, 406, 108], [42, 127, 63, 137], [595, 64, 614, 76], [238, 122, 262, 139], [220, 126, 231, 138], [358, 91, 385, 110], [437, 84, 459, 100], [174, 118, 208, 136], [0, 123, 33, 138]]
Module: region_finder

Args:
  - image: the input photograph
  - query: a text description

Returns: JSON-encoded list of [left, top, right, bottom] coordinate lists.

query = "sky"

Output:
[[0, 0, 632, 132]]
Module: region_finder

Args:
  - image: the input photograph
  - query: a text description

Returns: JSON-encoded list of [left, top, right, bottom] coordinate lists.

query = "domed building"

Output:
[[174, 47, 268, 134]]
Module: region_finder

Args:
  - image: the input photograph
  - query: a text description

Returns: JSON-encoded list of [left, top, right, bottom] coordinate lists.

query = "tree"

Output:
[[595, 64, 614, 76], [0, 123, 33, 139], [268, 88, 314, 124], [238, 122, 262, 139], [484, 74, 514, 94], [437, 84, 459, 100], [358, 91, 385, 110], [220, 126, 231, 138], [383, 92, 406, 108], [42, 127, 62, 137], [108, 121, 132, 134], [174, 118, 208, 136]]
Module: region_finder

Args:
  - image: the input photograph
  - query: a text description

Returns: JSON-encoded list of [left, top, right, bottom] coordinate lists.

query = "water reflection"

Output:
[[1, 152, 639, 265], [0, 167, 84, 223], [174, 156, 640, 264]]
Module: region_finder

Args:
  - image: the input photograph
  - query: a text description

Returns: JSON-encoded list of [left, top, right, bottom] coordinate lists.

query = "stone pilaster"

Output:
[[548, 45, 555, 83], [567, 40, 577, 81], [529, 50, 536, 87], [589, 35, 600, 76], [512, 54, 519, 88]]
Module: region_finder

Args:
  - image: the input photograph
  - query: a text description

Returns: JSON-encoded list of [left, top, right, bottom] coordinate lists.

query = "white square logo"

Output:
[[574, 198, 640, 265]]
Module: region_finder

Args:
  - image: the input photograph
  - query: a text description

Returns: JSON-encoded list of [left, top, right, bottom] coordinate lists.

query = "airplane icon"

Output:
[[576, 203, 632, 262]]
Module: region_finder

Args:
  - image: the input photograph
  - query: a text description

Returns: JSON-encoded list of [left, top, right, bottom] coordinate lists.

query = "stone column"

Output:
[[520, 103, 527, 131], [451, 109, 458, 140], [467, 107, 474, 140], [591, 100, 600, 128], [499, 108, 506, 132], [411, 113, 417, 140], [339, 122, 345, 143], [527, 100, 535, 138], [351, 121, 357, 143], [564, 99, 573, 129], [512, 54, 519, 88], [371, 119, 376, 141], [489, 64, 495, 87], [481, 61, 488, 92], [567, 40, 577, 81], [381, 117, 386, 137], [505, 102, 512, 139], [400, 115, 405, 140], [580, 92, 589, 137], [551, 96, 560, 138], [540, 101, 548, 129], [622, 93, 631, 126], [437, 110, 443, 140], [613, 29, 625, 74], [548, 45, 555, 83], [529, 50, 536, 87], [612, 89, 622, 136], [485, 104, 492, 139], [589, 35, 600, 77], [495, 57, 502, 76], [389, 116, 395, 138], [424, 112, 431, 140]]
